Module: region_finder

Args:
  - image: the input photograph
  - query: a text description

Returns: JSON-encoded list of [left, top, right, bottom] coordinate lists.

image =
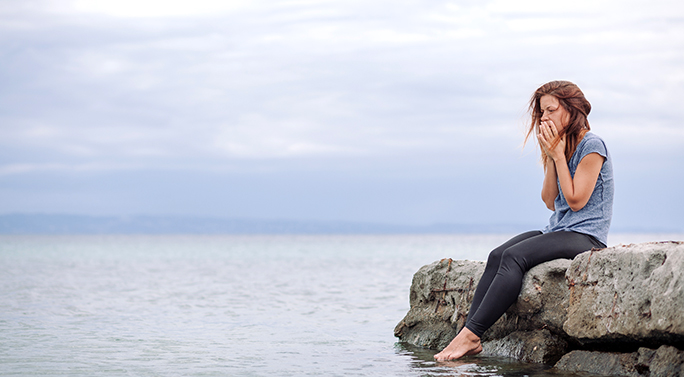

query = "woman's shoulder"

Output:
[[578, 132, 608, 157], [581, 132, 604, 143]]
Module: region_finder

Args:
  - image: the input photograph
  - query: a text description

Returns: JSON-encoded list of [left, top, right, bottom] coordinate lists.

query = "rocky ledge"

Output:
[[394, 241, 684, 376]]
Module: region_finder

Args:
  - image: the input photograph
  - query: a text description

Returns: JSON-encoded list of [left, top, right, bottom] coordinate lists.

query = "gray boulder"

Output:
[[564, 241, 684, 345], [393, 258, 484, 350], [554, 345, 684, 377], [395, 241, 684, 367], [481, 329, 568, 364], [394, 257, 572, 360], [554, 349, 642, 376]]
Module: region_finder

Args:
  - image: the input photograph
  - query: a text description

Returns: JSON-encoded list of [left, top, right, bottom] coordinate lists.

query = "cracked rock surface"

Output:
[[564, 241, 684, 345], [395, 241, 684, 372]]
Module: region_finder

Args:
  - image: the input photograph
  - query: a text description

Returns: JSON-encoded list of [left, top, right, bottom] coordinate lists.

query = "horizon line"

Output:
[[0, 213, 681, 235]]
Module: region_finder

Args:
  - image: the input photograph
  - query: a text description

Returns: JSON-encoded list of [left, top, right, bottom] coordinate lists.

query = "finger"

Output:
[[539, 122, 548, 137], [545, 121, 554, 133], [543, 124, 553, 139], [538, 134, 549, 150], [547, 121, 556, 136]]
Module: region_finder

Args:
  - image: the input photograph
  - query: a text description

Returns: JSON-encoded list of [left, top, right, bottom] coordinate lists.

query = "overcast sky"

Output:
[[1, 0, 683, 232]]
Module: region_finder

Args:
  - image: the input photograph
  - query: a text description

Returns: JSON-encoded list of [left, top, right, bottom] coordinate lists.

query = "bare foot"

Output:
[[433, 327, 482, 361]]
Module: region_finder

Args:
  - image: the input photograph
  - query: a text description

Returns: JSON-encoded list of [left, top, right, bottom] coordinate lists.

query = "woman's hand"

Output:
[[538, 120, 565, 162], [538, 121, 603, 212]]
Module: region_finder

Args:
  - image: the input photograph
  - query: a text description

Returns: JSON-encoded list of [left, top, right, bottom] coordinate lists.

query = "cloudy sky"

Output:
[[1, 0, 683, 232]]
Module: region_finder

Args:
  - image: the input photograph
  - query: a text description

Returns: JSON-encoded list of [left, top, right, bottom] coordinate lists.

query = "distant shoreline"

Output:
[[0, 213, 535, 235], [0, 214, 679, 235]]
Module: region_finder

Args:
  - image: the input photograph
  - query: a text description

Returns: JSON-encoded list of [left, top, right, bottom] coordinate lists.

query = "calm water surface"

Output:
[[0, 233, 678, 376]]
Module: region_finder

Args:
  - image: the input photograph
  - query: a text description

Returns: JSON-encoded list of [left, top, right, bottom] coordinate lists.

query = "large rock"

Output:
[[554, 349, 643, 376], [393, 258, 484, 350], [393, 257, 572, 356], [481, 329, 568, 364], [564, 241, 684, 345], [554, 345, 684, 377], [395, 241, 684, 367]]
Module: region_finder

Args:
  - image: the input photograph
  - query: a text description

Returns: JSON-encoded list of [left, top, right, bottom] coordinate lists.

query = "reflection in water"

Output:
[[394, 342, 568, 377]]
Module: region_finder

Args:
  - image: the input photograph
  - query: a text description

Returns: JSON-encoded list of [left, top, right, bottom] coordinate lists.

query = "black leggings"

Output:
[[464, 230, 605, 337]]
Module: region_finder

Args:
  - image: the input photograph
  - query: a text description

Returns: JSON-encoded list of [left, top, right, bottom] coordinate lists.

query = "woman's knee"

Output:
[[486, 247, 505, 266], [499, 247, 528, 272]]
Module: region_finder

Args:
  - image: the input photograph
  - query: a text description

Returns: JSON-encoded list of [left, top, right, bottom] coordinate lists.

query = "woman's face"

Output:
[[539, 94, 570, 132]]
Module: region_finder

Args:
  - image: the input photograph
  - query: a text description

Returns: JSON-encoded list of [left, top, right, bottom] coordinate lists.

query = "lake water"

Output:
[[1, 233, 680, 376]]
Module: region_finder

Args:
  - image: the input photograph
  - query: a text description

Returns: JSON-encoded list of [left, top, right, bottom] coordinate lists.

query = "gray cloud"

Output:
[[0, 0, 682, 229]]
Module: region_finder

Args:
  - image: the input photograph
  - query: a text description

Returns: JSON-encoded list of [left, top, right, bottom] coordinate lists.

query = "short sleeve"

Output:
[[579, 136, 608, 161]]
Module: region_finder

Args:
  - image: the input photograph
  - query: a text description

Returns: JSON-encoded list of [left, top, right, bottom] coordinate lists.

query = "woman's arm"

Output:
[[553, 153, 604, 211], [539, 122, 604, 212], [541, 156, 559, 211]]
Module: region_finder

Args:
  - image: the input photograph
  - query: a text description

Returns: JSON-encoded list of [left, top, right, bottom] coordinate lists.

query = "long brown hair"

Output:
[[524, 80, 592, 167]]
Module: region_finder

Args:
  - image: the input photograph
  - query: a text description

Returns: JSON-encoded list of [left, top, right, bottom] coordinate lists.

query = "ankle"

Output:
[[460, 327, 481, 342]]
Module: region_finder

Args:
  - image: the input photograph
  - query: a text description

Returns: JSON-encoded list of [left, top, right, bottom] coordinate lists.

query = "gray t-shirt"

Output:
[[542, 132, 614, 245]]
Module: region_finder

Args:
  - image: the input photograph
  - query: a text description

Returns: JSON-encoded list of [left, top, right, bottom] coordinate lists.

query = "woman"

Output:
[[434, 80, 614, 361]]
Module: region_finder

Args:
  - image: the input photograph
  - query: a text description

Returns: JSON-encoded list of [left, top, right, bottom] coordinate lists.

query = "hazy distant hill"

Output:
[[0, 214, 537, 235]]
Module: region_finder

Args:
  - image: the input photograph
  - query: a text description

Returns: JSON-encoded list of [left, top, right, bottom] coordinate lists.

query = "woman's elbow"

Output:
[[541, 191, 556, 209], [543, 197, 555, 211], [568, 199, 588, 212]]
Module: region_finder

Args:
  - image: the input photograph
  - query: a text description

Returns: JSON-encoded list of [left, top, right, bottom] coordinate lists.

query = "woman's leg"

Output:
[[433, 230, 542, 362], [435, 231, 602, 361], [466, 231, 542, 324], [464, 231, 602, 337]]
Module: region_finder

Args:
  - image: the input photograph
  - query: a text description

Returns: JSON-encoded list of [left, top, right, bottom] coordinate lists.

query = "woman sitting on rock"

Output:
[[434, 80, 614, 361]]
